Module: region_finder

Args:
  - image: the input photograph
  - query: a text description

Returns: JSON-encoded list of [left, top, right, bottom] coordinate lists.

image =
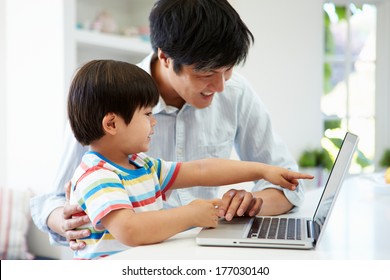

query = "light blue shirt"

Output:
[[30, 53, 304, 245]]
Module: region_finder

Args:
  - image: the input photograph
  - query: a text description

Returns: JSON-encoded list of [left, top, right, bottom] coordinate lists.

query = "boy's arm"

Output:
[[101, 199, 221, 246], [170, 159, 312, 220], [170, 159, 313, 190]]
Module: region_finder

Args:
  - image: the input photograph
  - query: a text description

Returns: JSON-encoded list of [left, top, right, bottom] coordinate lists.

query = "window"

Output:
[[322, 1, 377, 172]]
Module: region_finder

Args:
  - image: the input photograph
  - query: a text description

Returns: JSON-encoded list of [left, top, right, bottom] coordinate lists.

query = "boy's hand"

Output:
[[219, 189, 262, 221], [189, 199, 222, 228], [263, 167, 314, 191]]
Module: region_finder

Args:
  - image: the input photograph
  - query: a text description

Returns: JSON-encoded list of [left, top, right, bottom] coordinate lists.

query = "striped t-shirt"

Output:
[[69, 151, 181, 259]]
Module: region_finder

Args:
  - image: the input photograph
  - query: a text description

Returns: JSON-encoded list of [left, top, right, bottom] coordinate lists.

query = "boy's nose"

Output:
[[151, 116, 157, 126]]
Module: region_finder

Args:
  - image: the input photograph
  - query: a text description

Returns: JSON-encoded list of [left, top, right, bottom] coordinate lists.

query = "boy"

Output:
[[67, 60, 313, 259]]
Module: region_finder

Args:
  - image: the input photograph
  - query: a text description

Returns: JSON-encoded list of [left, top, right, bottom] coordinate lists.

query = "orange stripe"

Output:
[[92, 204, 133, 226], [74, 162, 112, 191], [131, 193, 160, 208]]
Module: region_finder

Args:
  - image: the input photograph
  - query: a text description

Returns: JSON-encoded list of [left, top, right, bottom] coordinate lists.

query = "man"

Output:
[[30, 0, 303, 250]]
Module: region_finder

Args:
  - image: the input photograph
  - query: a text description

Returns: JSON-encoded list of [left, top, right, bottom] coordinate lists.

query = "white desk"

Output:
[[107, 173, 390, 260]]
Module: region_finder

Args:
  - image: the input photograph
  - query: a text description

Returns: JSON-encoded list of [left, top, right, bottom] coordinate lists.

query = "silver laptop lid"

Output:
[[312, 132, 359, 245]]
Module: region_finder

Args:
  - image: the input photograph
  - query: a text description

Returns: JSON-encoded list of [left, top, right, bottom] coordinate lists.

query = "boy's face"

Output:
[[117, 106, 156, 154], [167, 61, 234, 109]]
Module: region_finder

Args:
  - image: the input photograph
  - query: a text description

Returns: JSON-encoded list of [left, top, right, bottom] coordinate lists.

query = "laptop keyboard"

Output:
[[247, 217, 302, 240]]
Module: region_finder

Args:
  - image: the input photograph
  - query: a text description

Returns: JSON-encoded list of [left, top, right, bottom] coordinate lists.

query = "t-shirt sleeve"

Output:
[[155, 159, 182, 192], [72, 168, 133, 229]]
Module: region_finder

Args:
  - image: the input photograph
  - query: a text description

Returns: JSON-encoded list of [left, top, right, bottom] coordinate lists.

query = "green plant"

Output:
[[379, 149, 390, 167], [321, 133, 371, 170], [298, 148, 333, 171]]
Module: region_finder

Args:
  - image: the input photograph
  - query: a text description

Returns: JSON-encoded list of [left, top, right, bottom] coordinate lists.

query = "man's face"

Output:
[[167, 62, 234, 109]]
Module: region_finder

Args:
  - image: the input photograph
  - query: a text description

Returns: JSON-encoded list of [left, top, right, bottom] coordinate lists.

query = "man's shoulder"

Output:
[[224, 71, 255, 96], [217, 71, 259, 105], [226, 71, 247, 87]]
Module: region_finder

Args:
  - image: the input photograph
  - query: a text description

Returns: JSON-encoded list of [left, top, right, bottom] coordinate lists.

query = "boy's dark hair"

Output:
[[67, 60, 159, 146], [149, 0, 254, 73]]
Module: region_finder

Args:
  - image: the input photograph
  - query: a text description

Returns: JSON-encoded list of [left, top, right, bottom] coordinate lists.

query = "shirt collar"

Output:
[[153, 97, 186, 115]]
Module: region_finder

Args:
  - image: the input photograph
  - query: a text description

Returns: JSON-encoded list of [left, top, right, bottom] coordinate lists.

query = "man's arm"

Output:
[[30, 122, 89, 245], [218, 187, 294, 219], [44, 180, 91, 251], [254, 188, 293, 216]]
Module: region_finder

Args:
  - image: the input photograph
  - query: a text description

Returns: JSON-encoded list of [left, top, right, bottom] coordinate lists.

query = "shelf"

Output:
[[75, 29, 152, 55]]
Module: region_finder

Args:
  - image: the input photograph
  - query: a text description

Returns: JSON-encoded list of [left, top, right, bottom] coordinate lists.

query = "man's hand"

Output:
[[63, 182, 90, 250], [218, 189, 262, 221]]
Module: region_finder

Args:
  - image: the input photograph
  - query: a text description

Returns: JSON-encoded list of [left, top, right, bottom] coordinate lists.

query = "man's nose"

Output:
[[208, 73, 225, 93]]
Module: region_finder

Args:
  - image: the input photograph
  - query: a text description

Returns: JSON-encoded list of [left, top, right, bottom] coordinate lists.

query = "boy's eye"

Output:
[[146, 112, 153, 116]]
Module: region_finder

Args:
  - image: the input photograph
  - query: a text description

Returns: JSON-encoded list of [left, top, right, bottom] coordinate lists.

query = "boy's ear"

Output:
[[102, 113, 117, 135]]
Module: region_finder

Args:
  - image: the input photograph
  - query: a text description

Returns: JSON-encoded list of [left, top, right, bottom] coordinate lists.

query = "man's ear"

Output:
[[157, 48, 170, 68], [102, 113, 117, 135]]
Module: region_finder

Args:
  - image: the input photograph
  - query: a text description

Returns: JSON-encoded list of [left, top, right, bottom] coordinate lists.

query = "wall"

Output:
[[232, 0, 324, 159], [0, 0, 6, 186], [4, 0, 67, 193], [375, 0, 390, 167]]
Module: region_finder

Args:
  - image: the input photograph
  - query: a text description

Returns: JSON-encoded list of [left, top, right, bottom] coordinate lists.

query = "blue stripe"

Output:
[[83, 182, 124, 201], [90, 199, 132, 220], [118, 170, 149, 181], [128, 184, 161, 203], [74, 250, 123, 259], [156, 159, 162, 180], [160, 164, 177, 188]]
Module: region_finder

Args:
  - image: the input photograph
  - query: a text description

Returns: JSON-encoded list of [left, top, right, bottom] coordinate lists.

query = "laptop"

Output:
[[196, 132, 359, 249]]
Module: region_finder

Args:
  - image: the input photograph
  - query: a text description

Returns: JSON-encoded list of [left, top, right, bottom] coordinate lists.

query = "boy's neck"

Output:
[[90, 143, 137, 170]]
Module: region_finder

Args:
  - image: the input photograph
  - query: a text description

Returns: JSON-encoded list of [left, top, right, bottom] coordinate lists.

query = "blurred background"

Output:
[[1, 0, 389, 194]]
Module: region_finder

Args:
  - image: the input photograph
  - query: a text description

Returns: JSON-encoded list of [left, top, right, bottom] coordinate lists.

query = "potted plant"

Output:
[[298, 148, 333, 189], [379, 149, 390, 184]]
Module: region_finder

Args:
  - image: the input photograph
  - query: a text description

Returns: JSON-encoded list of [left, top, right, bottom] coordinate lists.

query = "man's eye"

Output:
[[146, 112, 153, 116]]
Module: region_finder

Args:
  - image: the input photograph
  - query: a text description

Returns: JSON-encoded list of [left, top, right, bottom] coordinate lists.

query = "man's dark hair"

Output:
[[67, 60, 159, 146], [149, 0, 254, 73]]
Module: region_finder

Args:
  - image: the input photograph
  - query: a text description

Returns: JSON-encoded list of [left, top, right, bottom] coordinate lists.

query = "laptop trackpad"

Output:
[[218, 217, 252, 229], [200, 217, 252, 238]]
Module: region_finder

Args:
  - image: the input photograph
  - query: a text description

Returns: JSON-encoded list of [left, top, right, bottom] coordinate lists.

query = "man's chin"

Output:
[[193, 95, 214, 108]]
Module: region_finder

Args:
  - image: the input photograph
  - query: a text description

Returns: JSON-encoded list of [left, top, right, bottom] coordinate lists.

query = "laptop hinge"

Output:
[[307, 220, 314, 238]]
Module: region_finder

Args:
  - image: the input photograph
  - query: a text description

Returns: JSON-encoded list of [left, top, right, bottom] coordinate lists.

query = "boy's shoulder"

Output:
[[72, 152, 117, 181]]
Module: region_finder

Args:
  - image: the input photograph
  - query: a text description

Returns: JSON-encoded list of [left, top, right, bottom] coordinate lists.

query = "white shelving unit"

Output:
[[75, 29, 152, 65], [75, 29, 151, 54], [69, 0, 155, 69]]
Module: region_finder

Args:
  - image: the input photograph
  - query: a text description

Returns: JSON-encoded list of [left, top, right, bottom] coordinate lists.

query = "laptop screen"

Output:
[[312, 132, 358, 242]]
